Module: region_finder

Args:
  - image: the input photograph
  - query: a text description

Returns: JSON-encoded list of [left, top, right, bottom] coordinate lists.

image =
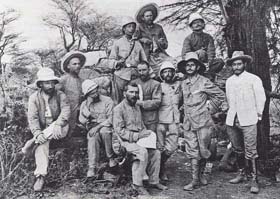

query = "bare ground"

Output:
[[17, 149, 280, 199]]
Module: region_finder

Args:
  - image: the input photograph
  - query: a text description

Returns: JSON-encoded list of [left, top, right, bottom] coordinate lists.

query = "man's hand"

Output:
[[195, 48, 207, 60], [136, 100, 144, 107], [88, 125, 101, 137], [52, 125, 62, 140], [138, 130, 151, 139], [36, 133, 47, 144], [140, 38, 152, 45], [115, 59, 126, 70]]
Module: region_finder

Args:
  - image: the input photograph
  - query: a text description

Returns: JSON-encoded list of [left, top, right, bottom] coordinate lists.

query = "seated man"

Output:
[[27, 68, 70, 191], [181, 12, 225, 81], [79, 80, 117, 178], [113, 82, 167, 196]]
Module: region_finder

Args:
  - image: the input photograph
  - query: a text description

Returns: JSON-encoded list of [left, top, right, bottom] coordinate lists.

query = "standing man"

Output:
[[113, 82, 167, 196], [57, 51, 86, 173], [109, 16, 147, 104], [131, 61, 162, 132], [79, 80, 117, 178], [135, 3, 171, 76], [157, 61, 181, 181], [177, 52, 227, 191], [28, 68, 70, 191], [181, 12, 224, 81], [57, 51, 86, 137], [226, 51, 266, 194]]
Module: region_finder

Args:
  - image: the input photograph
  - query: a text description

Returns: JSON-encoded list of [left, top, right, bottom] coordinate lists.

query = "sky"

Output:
[[0, 0, 190, 60]]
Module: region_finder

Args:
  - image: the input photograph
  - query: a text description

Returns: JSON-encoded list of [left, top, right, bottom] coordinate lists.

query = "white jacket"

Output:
[[226, 71, 266, 126]]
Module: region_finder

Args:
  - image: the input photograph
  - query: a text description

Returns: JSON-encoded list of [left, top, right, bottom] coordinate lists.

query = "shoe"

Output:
[[33, 176, 44, 192], [149, 183, 168, 190], [159, 151, 170, 181], [229, 169, 246, 184], [132, 184, 150, 196], [87, 167, 97, 178], [250, 159, 259, 194], [184, 159, 200, 191]]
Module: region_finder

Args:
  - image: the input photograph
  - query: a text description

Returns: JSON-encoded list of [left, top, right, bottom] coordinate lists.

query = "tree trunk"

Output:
[[223, 0, 272, 173]]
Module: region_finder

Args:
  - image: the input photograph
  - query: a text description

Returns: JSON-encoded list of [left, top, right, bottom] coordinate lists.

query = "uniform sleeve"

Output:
[[113, 106, 139, 142], [204, 78, 227, 110], [253, 77, 266, 115], [158, 26, 168, 50], [100, 99, 114, 127], [181, 36, 192, 57], [78, 101, 90, 126], [27, 94, 42, 138], [141, 82, 162, 110], [55, 76, 66, 92], [55, 92, 71, 127], [139, 43, 148, 62], [207, 36, 216, 62]]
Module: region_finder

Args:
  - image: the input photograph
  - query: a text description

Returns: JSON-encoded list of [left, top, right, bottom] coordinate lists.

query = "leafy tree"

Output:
[[161, 0, 280, 174]]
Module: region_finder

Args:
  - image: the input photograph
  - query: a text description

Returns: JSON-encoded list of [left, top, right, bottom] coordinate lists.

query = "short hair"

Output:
[[137, 61, 150, 68], [124, 82, 139, 92]]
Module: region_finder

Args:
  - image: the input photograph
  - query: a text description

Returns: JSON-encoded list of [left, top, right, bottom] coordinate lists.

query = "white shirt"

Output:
[[225, 71, 266, 126]]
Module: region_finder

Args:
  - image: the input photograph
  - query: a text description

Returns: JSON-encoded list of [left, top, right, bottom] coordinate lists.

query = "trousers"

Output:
[[122, 142, 160, 186], [157, 123, 179, 155], [87, 126, 115, 168]]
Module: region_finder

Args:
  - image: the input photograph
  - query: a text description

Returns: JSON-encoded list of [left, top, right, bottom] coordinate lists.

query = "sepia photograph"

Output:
[[0, 0, 280, 198]]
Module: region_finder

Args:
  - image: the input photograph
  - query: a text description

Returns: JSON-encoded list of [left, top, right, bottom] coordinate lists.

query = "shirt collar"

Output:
[[185, 74, 200, 85]]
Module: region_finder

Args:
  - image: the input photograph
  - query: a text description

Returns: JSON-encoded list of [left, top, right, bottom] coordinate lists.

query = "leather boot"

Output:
[[159, 151, 170, 181], [184, 159, 200, 191], [250, 159, 259, 194], [229, 154, 246, 184], [199, 159, 208, 186], [87, 166, 98, 178]]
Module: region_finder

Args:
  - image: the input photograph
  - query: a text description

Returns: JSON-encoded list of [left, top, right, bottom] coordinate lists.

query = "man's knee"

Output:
[[99, 126, 112, 134]]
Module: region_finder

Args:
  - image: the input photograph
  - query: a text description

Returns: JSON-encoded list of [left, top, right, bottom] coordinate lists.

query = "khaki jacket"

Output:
[[182, 74, 226, 130], [113, 99, 146, 143], [131, 78, 162, 125], [158, 81, 182, 124], [27, 90, 71, 138]]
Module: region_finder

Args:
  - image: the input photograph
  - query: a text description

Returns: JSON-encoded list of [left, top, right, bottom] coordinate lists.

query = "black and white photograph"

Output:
[[1, 0, 280, 198]]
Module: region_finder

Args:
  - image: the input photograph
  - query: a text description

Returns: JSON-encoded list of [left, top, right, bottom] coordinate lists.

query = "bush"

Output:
[[0, 102, 34, 198]]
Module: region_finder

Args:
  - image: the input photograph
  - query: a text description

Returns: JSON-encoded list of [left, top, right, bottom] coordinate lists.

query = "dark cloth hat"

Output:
[[135, 3, 159, 23], [61, 51, 86, 73]]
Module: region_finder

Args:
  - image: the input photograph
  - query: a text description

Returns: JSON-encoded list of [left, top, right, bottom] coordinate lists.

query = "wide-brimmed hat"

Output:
[[82, 79, 99, 96], [135, 3, 159, 23], [61, 51, 86, 73], [188, 12, 205, 26], [177, 52, 206, 74], [226, 51, 253, 65], [35, 67, 60, 88]]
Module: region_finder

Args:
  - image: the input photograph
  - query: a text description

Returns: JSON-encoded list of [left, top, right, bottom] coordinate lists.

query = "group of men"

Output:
[[26, 2, 266, 196]]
